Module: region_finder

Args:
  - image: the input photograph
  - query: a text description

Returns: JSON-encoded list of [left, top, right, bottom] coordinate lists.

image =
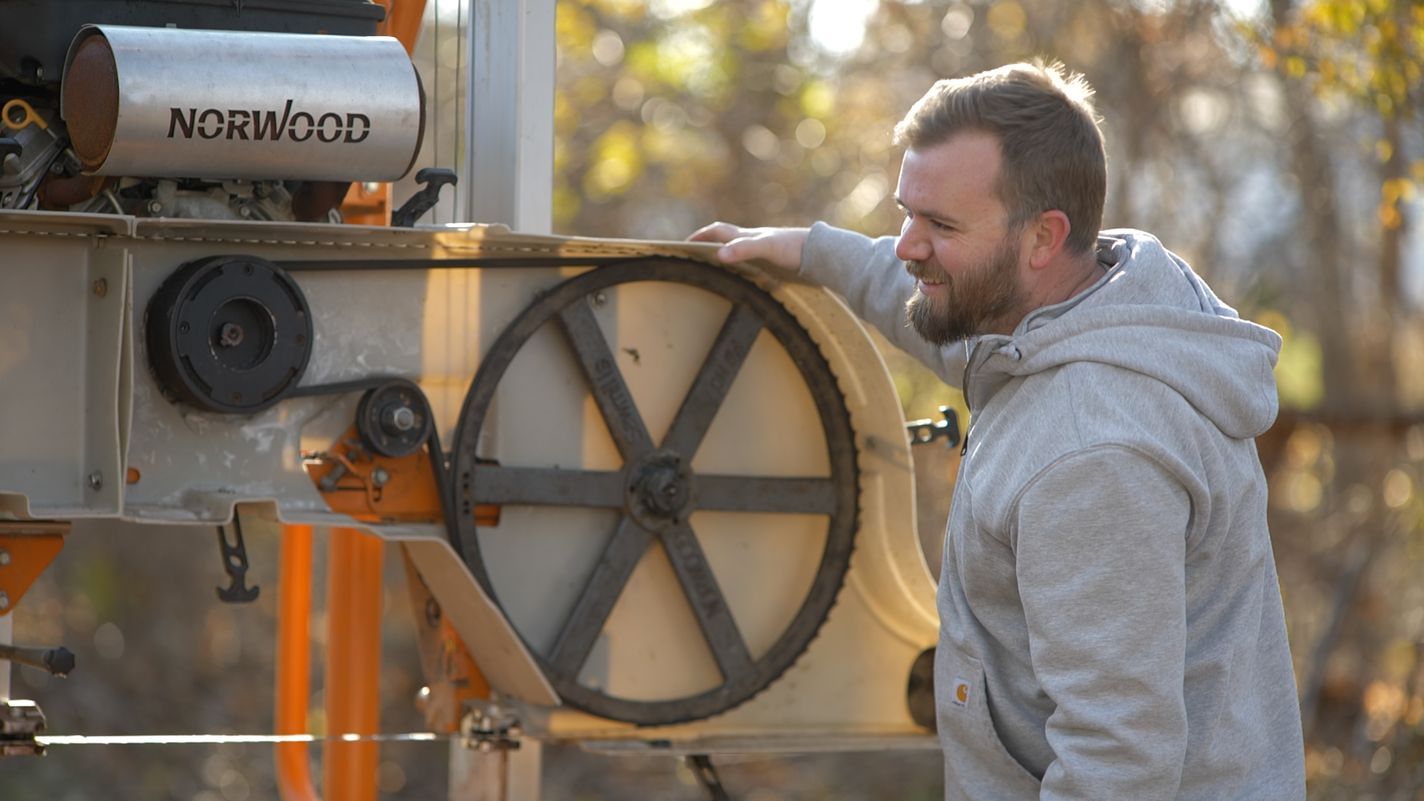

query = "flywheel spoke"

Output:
[[659, 303, 764, 459], [556, 300, 654, 461], [472, 465, 625, 507], [660, 522, 754, 682], [548, 516, 654, 676], [694, 475, 838, 515]]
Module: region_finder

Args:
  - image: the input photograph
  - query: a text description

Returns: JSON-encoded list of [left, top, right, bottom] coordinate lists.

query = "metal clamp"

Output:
[[391, 167, 456, 228], [458, 702, 522, 753], [0, 700, 47, 757], [215, 514, 259, 604], [906, 406, 961, 448]]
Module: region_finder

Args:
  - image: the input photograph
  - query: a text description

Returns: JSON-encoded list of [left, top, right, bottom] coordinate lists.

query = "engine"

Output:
[[0, 0, 421, 222]]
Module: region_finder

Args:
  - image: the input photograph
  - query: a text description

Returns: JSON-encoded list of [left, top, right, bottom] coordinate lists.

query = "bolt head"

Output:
[[381, 404, 418, 435], [371, 468, 391, 487], [0, 592, 9, 610], [219, 322, 245, 348], [87, 470, 103, 491], [0, 549, 10, 566]]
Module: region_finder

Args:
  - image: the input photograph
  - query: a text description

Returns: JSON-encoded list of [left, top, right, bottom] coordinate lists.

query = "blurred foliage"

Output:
[[1250, 0, 1424, 230]]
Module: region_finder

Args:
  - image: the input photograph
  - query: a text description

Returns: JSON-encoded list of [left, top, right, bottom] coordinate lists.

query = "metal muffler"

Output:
[[60, 25, 424, 182]]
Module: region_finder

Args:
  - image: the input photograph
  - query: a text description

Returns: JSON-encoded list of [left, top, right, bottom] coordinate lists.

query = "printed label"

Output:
[[952, 678, 970, 707]]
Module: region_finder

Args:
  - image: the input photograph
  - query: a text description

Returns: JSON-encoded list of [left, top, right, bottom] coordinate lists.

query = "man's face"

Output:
[[894, 131, 1029, 344]]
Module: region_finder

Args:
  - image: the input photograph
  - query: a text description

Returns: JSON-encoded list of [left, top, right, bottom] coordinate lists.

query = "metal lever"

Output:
[[215, 515, 260, 603], [686, 755, 732, 801], [0, 644, 75, 677], [906, 405, 961, 448], [391, 167, 456, 227]]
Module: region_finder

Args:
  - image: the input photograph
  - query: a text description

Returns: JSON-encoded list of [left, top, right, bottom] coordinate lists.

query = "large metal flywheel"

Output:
[[451, 258, 858, 725]]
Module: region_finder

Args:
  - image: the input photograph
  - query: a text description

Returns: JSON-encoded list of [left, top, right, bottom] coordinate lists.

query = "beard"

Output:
[[905, 231, 1026, 345]]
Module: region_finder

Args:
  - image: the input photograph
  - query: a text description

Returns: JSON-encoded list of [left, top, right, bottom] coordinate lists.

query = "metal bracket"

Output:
[[906, 406, 961, 448], [0, 699, 46, 757], [459, 701, 522, 753], [215, 514, 259, 604]]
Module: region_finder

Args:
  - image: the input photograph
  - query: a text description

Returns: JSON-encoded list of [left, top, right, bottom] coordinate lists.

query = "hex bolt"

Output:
[[371, 468, 391, 488], [147, 200, 163, 215], [381, 405, 416, 435], [87, 470, 103, 491]]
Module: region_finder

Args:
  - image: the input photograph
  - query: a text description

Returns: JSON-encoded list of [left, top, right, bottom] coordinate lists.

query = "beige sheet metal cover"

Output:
[[0, 211, 933, 734]]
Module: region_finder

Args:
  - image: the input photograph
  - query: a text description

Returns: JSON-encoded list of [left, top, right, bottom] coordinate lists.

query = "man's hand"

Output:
[[687, 222, 810, 272]]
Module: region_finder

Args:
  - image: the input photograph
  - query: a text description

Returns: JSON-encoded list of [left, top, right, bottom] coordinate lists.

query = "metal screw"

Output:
[[0, 549, 10, 566], [87, 470, 103, 491], [371, 468, 391, 488], [591, 291, 608, 307], [147, 200, 163, 215], [92, 278, 107, 298], [0, 593, 9, 610], [237, 205, 252, 218], [219, 322, 244, 347]]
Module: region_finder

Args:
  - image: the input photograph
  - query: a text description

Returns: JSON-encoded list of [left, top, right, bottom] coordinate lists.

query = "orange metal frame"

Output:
[[276, 5, 444, 800]]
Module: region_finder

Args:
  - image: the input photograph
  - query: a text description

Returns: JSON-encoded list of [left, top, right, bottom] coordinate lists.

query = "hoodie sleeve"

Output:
[[801, 221, 968, 386], [1012, 445, 1190, 801]]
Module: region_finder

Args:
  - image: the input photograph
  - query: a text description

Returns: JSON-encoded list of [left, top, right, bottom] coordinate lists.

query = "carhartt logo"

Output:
[[952, 678, 970, 707]]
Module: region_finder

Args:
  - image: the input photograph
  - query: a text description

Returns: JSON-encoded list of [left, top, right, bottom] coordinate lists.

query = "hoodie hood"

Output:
[[967, 230, 1282, 439]]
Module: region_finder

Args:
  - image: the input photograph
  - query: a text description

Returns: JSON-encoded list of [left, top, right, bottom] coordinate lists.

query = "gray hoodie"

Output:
[[802, 224, 1305, 800]]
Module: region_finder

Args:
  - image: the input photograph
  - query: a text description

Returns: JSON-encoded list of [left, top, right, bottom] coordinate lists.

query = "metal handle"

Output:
[[0, 644, 75, 677]]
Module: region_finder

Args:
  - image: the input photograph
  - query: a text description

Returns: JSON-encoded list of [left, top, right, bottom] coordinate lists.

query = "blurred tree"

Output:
[[1247, 2, 1424, 797]]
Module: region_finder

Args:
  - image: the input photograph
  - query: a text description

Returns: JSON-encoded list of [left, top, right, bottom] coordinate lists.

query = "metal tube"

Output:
[[61, 25, 424, 182], [323, 527, 384, 801], [275, 524, 320, 801]]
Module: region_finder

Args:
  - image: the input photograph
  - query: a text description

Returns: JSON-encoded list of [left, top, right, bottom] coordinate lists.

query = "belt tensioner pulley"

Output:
[[145, 254, 313, 414], [452, 259, 859, 725]]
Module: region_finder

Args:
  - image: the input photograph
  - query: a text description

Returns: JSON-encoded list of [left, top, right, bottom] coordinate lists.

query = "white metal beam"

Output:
[[464, 0, 555, 232]]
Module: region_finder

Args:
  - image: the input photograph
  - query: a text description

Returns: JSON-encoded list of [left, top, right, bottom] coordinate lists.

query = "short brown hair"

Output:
[[894, 60, 1106, 255]]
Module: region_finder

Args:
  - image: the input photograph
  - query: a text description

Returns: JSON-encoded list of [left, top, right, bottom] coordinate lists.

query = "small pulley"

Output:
[[356, 380, 434, 458], [145, 255, 313, 414]]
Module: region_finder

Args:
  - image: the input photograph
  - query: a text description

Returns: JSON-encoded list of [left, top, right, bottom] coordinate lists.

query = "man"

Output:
[[692, 62, 1305, 800]]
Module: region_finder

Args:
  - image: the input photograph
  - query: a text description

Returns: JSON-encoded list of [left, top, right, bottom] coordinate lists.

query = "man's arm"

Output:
[[1013, 446, 1191, 801], [689, 221, 967, 385]]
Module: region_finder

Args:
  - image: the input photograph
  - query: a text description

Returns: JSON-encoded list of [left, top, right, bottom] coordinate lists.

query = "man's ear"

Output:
[[1028, 210, 1072, 270]]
